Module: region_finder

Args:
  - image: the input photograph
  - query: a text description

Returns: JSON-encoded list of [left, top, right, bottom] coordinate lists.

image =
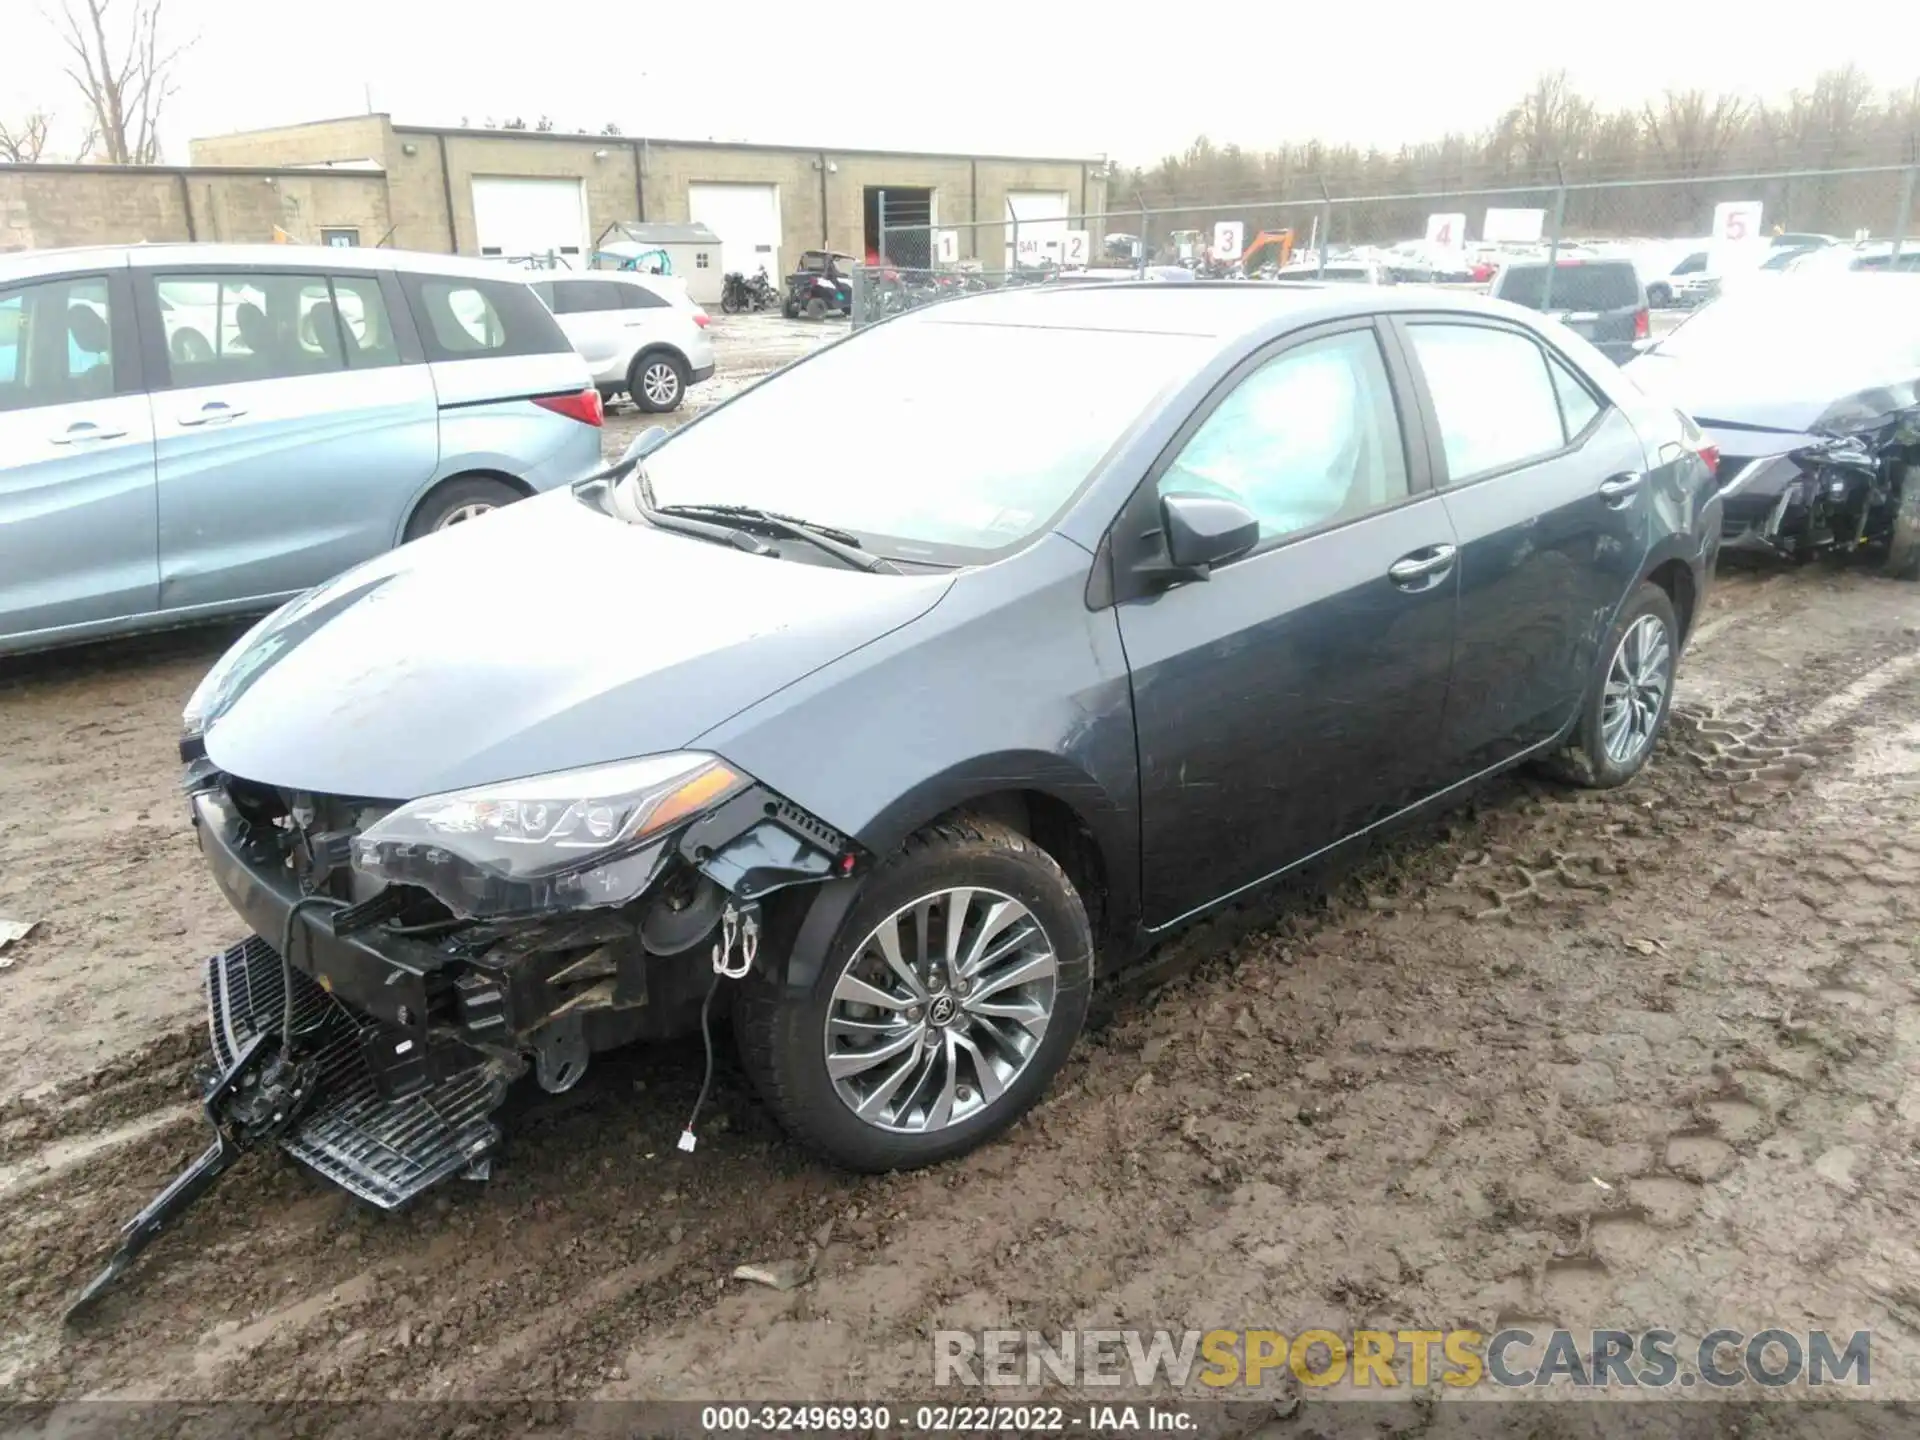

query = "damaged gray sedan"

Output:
[[73, 283, 1722, 1313], [1626, 273, 1920, 577]]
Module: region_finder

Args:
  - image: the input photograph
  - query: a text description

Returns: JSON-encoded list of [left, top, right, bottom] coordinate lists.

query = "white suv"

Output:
[[532, 272, 715, 413]]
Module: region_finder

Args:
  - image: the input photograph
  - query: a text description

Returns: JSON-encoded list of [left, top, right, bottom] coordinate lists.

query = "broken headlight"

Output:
[[350, 753, 749, 919]]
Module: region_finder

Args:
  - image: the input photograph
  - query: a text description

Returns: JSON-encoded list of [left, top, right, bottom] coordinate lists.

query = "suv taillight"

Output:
[[1633, 307, 1650, 339], [533, 388, 604, 427]]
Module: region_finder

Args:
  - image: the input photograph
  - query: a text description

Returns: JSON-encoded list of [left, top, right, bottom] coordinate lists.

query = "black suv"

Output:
[[1491, 258, 1649, 363]]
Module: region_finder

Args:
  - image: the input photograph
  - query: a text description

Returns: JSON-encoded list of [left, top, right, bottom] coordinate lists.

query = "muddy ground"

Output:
[[2, 324, 1919, 1431]]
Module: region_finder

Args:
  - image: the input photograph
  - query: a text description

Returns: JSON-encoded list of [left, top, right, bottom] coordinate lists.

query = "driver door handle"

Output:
[[1598, 472, 1644, 506], [1388, 543, 1457, 589]]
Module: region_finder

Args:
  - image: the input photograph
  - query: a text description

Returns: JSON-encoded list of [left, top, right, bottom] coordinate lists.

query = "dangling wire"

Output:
[[279, 895, 347, 1045]]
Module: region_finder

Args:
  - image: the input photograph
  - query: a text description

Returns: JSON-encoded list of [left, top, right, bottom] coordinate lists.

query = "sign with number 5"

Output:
[[1713, 201, 1762, 243]]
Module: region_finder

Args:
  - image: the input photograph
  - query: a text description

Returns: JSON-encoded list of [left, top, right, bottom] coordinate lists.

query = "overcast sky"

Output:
[[11, 0, 1920, 166]]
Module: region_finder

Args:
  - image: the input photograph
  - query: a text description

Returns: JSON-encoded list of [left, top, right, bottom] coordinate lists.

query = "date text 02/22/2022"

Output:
[[698, 1403, 1197, 1432]]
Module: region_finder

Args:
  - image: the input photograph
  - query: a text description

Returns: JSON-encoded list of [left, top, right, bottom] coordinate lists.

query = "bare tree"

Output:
[[0, 111, 53, 163], [45, 0, 188, 164]]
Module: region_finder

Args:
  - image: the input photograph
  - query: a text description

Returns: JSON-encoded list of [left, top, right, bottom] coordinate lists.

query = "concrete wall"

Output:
[[9, 116, 1107, 269], [0, 164, 389, 251], [191, 115, 391, 168]]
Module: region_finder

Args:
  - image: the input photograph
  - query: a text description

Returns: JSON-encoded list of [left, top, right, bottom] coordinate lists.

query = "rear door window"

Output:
[[401, 275, 569, 361], [1497, 263, 1640, 311], [1546, 352, 1603, 439], [322, 274, 402, 369], [1408, 323, 1565, 481], [153, 271, 346, 386], [0, 275, 116, 412], [547, 279, 629, 315]]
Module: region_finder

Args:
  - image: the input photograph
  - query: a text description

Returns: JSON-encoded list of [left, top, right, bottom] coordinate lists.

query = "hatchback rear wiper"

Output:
[[654, 503, 900, 574]]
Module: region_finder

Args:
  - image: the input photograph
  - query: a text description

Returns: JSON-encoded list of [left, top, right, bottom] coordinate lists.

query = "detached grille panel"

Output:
[[206, 936, 507, 1209]]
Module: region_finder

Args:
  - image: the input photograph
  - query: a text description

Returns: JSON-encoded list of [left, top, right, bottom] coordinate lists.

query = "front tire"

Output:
[[1883, 467, 1920, 580], [734, 816, 1092, 1172], [1536, 581, 1679, 788], [783, 298, 800, 319], [630, 351, 687, 413]]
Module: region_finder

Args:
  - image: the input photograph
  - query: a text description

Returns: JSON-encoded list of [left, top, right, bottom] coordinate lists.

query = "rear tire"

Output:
[[805, 296, 827, 321], [1883, 467, 1920, 580], [404, 476, 524, 541], [783, 298, 800, 319], [734, 816, 1093, 1172], [629, 351, 687, 414], [1534, 581, 1679, 789]]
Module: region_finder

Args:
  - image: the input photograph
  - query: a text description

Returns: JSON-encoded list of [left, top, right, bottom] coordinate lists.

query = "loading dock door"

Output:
[[471, 176, 588, 266], [1006, 190, 1071, 269], [688, 183, 782, 283]]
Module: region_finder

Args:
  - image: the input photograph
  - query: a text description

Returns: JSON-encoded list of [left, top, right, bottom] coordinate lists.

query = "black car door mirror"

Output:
[[1158, 492, 1262, 576]]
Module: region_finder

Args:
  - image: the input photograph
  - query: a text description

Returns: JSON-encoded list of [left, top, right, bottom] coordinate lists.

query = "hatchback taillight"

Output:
[[1633, 307, 1650, 339], [533, 388, 604, 427], [692, 311, 711, 328]]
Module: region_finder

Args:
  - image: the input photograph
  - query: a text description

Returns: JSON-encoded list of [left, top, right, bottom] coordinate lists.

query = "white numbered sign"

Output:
[[934, 229, 959, 265], [1063, 229, 1091, 266], [1425, 212, 1468, 249], [1212, 221, 1245, 261], [1713, 201, 1763, 244]]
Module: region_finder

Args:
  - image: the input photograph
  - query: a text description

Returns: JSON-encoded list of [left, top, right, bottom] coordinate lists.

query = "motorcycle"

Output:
[[721, 268, 782, 314]]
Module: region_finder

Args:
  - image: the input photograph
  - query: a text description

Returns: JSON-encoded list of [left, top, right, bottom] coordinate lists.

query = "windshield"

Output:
[[1497, 262, 1640, 311], [637, 317, 1208, 564], [1654, 283, 1920, 368]]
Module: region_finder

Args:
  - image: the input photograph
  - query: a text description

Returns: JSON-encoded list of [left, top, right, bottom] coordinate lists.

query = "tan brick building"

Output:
[[2, 113, 1108, 275]]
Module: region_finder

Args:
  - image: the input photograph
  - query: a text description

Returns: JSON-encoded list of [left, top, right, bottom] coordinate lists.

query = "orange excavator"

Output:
[[1239, 228, 1295, 273]]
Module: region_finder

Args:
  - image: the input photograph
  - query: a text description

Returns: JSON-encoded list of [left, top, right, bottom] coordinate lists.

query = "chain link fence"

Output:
[[848, 164, 1920, 329]]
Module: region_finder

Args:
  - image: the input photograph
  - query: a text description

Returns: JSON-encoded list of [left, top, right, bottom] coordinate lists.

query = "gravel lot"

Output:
[[3, 307, 1918, 1430]]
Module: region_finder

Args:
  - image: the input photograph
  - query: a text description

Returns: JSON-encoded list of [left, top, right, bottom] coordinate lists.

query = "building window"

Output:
[[320, 227, 361, 248], [695, 251, 710, 268]]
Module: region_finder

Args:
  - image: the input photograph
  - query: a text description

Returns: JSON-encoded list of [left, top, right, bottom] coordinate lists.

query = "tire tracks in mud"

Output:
[[9, 568, 1920, 1412]]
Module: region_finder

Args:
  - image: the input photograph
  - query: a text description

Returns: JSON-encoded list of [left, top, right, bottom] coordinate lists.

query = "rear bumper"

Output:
[[690, 361, 715, 385]]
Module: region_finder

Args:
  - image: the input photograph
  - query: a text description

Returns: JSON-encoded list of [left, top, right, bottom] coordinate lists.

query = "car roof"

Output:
[[0, 243, 538, 286], [905, 281, 1542, 339]]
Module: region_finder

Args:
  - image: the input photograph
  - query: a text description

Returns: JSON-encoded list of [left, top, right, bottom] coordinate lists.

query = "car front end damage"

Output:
[[68, 740, 864, 1317], [1710, 403, 1920, 563]]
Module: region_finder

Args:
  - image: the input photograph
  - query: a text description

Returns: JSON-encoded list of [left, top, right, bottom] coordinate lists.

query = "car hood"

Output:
[[199, 488, 954, 799], [1625, 349, 1920, 455]]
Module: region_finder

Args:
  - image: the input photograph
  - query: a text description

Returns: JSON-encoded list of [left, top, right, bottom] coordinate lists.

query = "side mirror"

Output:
[[1158, 492, 1261, 576], [1630, 336, 1660, 355], [620, 425, 670, 466]]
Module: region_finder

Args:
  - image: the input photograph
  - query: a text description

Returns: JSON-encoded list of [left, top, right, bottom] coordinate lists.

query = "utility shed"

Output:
[[594, 220, 723, 304]]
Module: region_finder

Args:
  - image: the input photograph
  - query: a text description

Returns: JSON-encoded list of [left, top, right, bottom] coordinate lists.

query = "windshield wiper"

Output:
[[616, 469, 776, 557], [654, 503, 901, 574]]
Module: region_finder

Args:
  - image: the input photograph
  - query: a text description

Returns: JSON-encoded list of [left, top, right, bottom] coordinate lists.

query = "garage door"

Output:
[[1006, 190, 1071, 270], [472, 177, 588, 266], [688, 183, 781, 284]]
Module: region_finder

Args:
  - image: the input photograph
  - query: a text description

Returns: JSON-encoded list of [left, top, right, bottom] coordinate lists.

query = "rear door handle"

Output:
[[1388, 543, 1457, 590], [49, 422, 128, 444], [1598, 472, 1644, 506], [177, 402, 247, 427]]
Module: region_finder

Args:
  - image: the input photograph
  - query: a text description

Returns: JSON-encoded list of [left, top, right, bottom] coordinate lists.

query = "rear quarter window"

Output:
[[402, 275, 568, 361], [1496, 263, 1641, 312]]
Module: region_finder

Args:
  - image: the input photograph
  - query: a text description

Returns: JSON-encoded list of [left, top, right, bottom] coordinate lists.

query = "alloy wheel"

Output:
[[823, 887, 1057, 1133], [641, 361, 680, 407], [434, 502, 495, 530], [1600, 613, 1672, 765]]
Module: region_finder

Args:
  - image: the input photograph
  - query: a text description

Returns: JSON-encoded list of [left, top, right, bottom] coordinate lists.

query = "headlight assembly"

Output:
[[350, 753, 748, 919]]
